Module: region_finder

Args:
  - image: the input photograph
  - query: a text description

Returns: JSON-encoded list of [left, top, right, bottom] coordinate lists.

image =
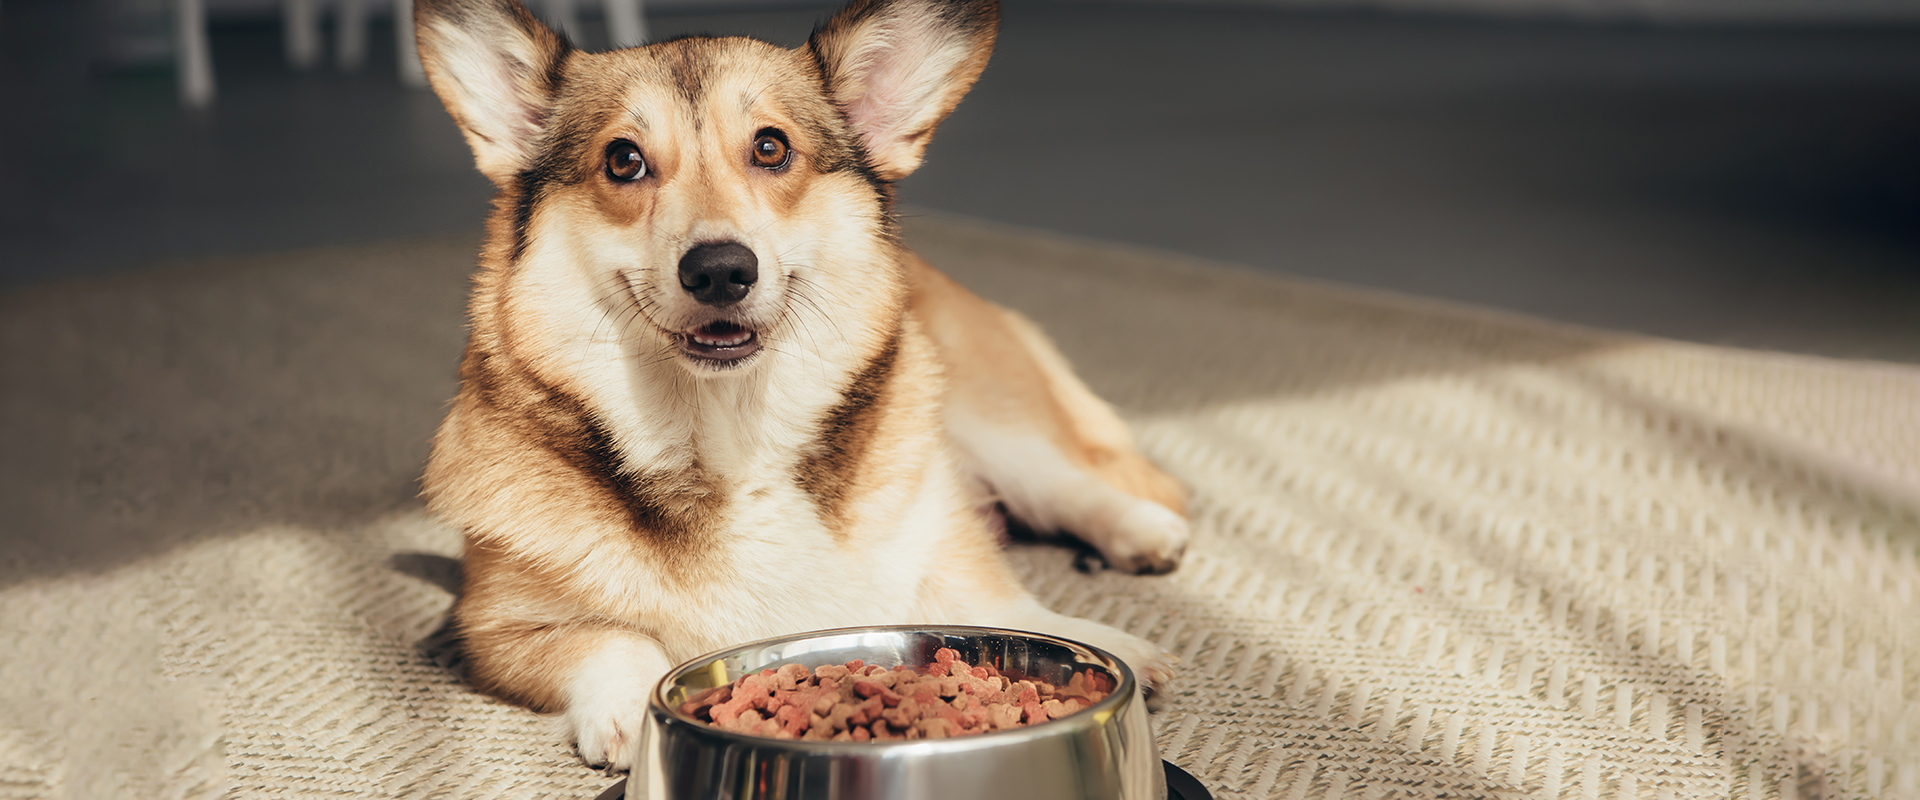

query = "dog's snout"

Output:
[[678, 242, 759, 306]]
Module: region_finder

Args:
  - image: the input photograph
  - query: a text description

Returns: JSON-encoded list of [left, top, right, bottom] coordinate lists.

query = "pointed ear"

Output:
[[805, 0, 998, 182], [414, 0, 571, 183]]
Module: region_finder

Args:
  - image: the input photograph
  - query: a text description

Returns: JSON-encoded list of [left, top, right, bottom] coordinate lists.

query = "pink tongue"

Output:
[[694, 322, 751, 346]]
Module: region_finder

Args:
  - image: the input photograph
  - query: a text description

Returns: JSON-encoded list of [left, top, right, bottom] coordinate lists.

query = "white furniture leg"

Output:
[[336, 0, 368, 71], [395, 0, 426, 86], [284, 0, 321, 70], [605, 0, 646, 48], [176, 0, 215, 107]]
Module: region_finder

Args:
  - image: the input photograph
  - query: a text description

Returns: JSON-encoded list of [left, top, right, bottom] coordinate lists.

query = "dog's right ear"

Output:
[[807, 0, 998, 183], [414, 0, 571, 183]]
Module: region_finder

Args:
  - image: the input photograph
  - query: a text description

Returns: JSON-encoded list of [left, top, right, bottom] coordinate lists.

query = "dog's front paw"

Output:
[[1097, 500, 1190, 575], [566, 701, 647, 772], [559, 637, 674, 772], [1115, 636, 1179, 712]]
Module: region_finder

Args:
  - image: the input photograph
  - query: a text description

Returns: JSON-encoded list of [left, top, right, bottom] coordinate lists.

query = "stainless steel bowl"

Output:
[[629, 626, 1164, 800]]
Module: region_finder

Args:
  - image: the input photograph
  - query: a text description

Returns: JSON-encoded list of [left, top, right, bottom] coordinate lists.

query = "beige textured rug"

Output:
[[3, 214, 1916, 799]]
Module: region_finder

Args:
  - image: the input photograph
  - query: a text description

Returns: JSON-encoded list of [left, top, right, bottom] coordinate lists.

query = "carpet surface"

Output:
[[2, 214, 1916, 799]]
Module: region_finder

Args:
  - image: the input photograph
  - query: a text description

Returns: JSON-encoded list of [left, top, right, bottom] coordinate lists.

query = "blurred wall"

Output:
[[1069, 0, 1920, 23], [183, 0, 1920, 21]]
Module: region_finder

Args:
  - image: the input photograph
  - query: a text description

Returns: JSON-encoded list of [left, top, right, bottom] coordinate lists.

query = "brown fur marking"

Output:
[[463, 341, 723, 557], [796, 326, 902, 537]]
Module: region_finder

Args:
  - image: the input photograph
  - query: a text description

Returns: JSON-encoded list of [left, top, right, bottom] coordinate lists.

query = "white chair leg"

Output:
[[336, 0, 368, 71], [605, 0, 646, 48], [284, 0, 321, 71], [176, 0, 215, 107], [395, 0, 426, 86]]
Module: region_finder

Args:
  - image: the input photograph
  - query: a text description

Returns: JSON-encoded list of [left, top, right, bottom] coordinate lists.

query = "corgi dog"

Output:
[[414, 0, 1192, 771]]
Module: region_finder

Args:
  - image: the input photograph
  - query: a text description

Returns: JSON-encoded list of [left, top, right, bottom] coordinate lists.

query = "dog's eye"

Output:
[[751, 132, 790, 170], [606, 141, 647, 181]]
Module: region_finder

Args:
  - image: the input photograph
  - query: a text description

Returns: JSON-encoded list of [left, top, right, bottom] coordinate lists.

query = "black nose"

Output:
[[678, 242, 758, 306]]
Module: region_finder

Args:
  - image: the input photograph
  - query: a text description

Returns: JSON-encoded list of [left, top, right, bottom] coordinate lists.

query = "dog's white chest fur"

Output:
[[648, 468, 958, 661], [557, 333, 956, 662]]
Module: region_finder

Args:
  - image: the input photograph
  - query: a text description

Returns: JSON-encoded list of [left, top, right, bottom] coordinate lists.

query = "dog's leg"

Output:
[[559, 632, 674, 772], [459, 611, 674, 772], [911, 258, 1191, 574]]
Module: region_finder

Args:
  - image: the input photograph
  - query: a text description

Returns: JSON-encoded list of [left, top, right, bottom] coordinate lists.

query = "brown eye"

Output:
[[606, 140, 646, 181], [751, 132, 790, 170]]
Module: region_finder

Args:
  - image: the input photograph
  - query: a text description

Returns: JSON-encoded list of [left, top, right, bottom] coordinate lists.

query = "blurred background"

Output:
[[2, 0, 1917, 361]]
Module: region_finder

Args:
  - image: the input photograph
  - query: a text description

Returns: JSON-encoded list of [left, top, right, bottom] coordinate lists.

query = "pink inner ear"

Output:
[[846, 83, 907, 153], [515, 104, 545, 145], [489, 60, 547, 150], [839, 20, 971, 164]]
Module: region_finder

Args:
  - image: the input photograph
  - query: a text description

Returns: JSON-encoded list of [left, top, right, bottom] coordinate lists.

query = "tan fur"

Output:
[[908, 255, 1188, 516], [414, 0, 1191, 770]]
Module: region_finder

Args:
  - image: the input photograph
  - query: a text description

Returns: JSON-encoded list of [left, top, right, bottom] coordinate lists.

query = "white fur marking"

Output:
[[563, 636, 675, 772]]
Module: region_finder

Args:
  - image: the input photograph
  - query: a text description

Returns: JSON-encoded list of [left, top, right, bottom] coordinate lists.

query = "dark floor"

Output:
[[4, 1, 1920, 361]]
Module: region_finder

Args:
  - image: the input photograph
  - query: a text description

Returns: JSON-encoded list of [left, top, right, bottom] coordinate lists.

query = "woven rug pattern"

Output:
[[2, 215, 1915, 798]]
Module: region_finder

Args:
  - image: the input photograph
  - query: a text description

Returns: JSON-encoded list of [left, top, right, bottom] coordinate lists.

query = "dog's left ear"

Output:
[[806, 0, 999, 182]]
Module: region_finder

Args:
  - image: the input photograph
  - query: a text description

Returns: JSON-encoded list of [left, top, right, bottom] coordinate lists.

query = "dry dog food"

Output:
[[680, 648, 1113, 741]]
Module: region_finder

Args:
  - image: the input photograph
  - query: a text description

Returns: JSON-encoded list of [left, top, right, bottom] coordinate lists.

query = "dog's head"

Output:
[[416, 0, 996, 377]]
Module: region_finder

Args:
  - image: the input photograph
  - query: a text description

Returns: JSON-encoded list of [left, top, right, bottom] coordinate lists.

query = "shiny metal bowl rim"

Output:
[[649, 624, 1139, 753]]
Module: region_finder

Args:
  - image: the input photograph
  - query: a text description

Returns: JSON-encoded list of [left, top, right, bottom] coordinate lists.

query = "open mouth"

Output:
[[679, 321, 762, 365]]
